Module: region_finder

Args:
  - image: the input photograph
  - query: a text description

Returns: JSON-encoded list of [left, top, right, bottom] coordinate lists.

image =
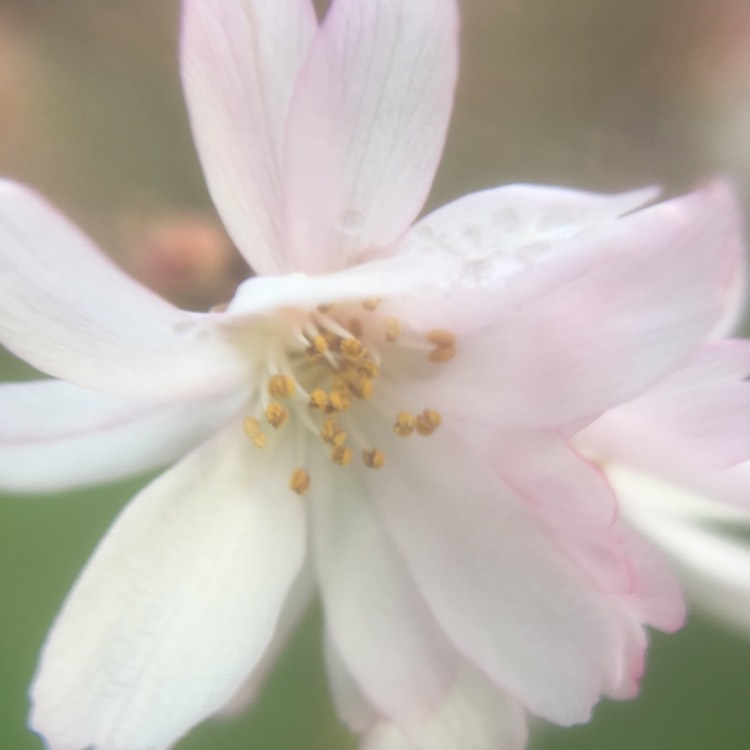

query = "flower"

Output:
[[0, 1, 746, 749]]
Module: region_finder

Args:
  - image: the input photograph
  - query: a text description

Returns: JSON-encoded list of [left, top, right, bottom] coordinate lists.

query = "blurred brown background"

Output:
[[1, 1, 749, 749]]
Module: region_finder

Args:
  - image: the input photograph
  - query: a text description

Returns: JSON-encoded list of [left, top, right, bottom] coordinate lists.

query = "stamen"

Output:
[[305, 334, 329, 361], [362, 448, 385, 468], [268, 374, 296, 398], [357, 358, 379, 378], [385, 317, 402, 343], [327, 388, 353, 412], [265, 402, 289, 429], [289, 468, 311, 495], [320, 417, 347, 447], [426, 328, 457, 364], [416, 408, 443, 436], [309, 388, 329, 411], [393, 411, 417, 437], [340, 337, 367, 361], [426, 329, 456, 347], [331, 445, 353, 466], [362, 297, 381, 311], [243, 417, 267, 449]]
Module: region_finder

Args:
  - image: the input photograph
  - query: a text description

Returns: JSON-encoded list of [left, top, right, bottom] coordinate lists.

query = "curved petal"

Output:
[[180, 0, 317, 273], [0, 379, 245, 493], [360, 666, 528, 750], [30, 426, 307, 750], [283, 0, 459, 272], [610, 465, 750, 634], [0, 182, 246, 397], [391, 181, 745, 428], [364, 423, 649, 725], [311, 455, 459, 723], [583, 341, 750, 472]]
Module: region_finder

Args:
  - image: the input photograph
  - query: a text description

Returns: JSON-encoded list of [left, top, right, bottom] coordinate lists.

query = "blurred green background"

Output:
[[1, 0, 749, 748]]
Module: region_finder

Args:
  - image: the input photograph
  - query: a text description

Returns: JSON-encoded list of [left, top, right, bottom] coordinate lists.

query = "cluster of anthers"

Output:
[[240, 298, 457, 496]]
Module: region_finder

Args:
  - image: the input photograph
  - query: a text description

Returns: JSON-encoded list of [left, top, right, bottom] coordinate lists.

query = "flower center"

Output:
[[240, 298, 456, 495]]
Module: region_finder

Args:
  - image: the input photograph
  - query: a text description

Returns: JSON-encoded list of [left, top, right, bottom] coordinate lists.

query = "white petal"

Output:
[[0, 379, 245, 493], [0, 181, 245, 397], [180, 0, 317, 273], [283, 0, 459, 272], [222, 250, 459, 320], [610, 465, 750, 633], [311, 456, 459, 722], [360, 666, 528, 750], [365, 423, 646, 725], [30, 426, 307, 750]]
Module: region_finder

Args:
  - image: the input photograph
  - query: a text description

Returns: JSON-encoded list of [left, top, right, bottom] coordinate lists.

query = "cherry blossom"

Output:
[[0, 1, 746, 749]]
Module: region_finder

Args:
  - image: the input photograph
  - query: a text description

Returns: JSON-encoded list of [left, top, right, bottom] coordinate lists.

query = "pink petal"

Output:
[[394, 181, 745, 429], [361, 666, 528, 750], [283, 0, 459, 273], [587, 341, 750, 471], [311, 456, 459, 723], [29, 426, 307, 750], [180, 0, 317, 273], [0, 379, 245, 493], [0, 182, 245, 398], [365, 423, 647, 725]]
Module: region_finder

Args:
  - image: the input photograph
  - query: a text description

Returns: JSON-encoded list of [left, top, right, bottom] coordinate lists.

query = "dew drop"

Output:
[[338, 208, 365, 235], [492, 206, 521, 234]]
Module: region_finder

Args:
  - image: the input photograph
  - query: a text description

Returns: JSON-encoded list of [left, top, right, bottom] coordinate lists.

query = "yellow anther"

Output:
[[331, 445, 353, 466], [393, 411, 417, 437], [426, 329, 456, 347], [289, 468, 311, 495], [340, 337, 366, 361], [362, 297, 381, 311], [349, 375, 374, 399], [268, 374, 296, 398], [308, 388, 329, 411], [243, 416, 267, 448], [305, 334, 329, 361], [320, 418, 347, 447], [328, 388, 353, 412], [385, 317, 402, 343], [416, 408, 443, 436], [357, 358, 379, 378], [428, 344, 456, 363], [265, 402, 289, 429], [362, 448, 386, 469]]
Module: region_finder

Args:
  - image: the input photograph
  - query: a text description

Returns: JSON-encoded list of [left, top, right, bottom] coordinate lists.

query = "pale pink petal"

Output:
[[0, 379, 245, 493], [283, 0, 459, 272], [360, 666, 527, 750], [311, 455, 459, 722], [0, 182, 245, 398], [391, 181, 744, 428], [399, 183, 659, 286], [364, 423, 646, 725], [30, 426, 307, 750], [180, 0, 317, 273], [610, 465, 750, 633], [584, 341, 750, 471]]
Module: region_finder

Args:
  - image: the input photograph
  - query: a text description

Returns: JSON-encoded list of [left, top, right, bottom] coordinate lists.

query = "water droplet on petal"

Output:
[[337, 209, 365, 235], [493, 206, 521, 234]]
